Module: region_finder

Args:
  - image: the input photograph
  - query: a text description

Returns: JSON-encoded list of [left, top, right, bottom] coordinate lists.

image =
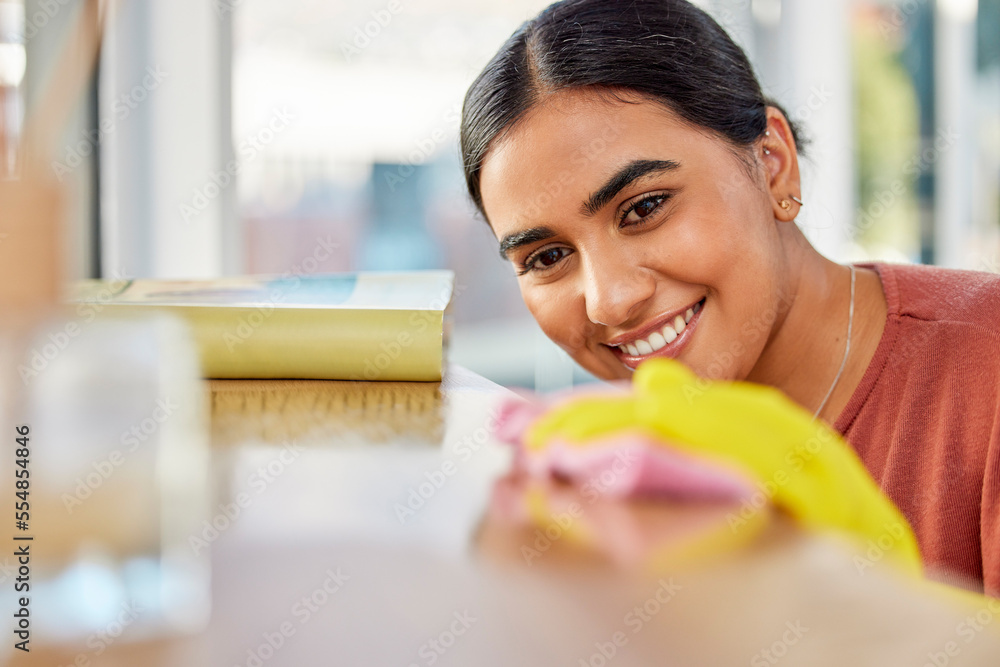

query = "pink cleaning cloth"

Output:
[[495, 394, 756, 503]]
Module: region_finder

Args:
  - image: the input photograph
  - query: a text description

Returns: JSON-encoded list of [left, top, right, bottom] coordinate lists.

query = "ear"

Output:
[[759, 107, 803, 222]]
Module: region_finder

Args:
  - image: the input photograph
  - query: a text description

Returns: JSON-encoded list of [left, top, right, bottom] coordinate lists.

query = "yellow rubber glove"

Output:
[[519, 357, 922, 576]]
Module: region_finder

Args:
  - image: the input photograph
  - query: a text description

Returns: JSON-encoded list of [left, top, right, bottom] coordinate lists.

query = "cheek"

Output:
[[694, 268, 780, 381], [636, 209, 775, 379], [522, 287, 593, 352]]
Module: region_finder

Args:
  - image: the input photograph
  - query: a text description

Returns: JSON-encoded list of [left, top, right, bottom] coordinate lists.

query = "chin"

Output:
[[570, 353, 634, 383]]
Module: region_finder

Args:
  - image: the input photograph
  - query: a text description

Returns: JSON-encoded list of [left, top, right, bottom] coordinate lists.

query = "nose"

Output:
[[582, 255, 656, 327]]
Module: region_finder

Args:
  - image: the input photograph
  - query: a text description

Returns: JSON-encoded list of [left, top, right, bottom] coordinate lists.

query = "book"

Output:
[[69, 271, 454, 381], [208, 377, 445, 447]]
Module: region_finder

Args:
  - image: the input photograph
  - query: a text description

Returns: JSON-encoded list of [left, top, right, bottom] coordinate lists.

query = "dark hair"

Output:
[[460, 0, 804, 218]]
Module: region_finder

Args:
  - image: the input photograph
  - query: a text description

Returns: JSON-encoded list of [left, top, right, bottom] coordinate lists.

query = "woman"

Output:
[[461, 0, 1000, 594]]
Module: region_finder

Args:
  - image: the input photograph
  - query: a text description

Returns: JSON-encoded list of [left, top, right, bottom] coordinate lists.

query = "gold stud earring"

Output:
[[779, 199, 792, 211]]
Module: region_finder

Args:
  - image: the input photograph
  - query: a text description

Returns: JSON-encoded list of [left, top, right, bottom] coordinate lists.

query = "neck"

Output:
[[745, 226, 885, 424]]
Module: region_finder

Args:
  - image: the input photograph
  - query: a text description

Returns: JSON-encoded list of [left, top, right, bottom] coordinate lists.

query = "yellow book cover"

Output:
[[68, 271, 454, 381]]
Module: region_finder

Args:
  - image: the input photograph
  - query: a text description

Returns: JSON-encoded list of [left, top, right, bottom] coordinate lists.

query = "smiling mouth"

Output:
[[606, 297, 706, 368]]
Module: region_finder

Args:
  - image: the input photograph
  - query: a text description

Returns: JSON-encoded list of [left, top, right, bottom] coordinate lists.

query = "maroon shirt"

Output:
[[835, 262, 1000, 595]]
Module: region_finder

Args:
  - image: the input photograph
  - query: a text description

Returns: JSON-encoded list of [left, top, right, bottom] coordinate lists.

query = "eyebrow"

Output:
[[581, 159, 681, 216], [498, 226, 556, 260], [496, 158, 681, 260]]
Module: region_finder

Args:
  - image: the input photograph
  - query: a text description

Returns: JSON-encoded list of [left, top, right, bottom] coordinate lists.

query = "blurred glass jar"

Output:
[[0, 0, 25, 178], [0, 312, 211, 650]]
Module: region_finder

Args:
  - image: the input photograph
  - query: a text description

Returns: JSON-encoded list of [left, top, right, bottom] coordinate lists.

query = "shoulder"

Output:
[[868, 261, 1000, 333]]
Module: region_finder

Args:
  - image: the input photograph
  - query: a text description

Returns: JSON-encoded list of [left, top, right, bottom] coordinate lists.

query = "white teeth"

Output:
[[617, 301, 701, 357]]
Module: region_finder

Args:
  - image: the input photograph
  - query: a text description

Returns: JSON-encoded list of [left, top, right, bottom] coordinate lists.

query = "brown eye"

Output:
[[634, 198, 660, 217], [520, 246, 572, 275], [533, 248, 568, 268], [621, 194, 669, 226]]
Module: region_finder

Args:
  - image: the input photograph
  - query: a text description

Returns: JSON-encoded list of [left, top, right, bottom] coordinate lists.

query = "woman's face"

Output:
[[479, 88, 790, 382]]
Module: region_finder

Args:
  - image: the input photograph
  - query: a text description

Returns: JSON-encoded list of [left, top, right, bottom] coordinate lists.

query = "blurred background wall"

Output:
[[7, 0, 999, 389]]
